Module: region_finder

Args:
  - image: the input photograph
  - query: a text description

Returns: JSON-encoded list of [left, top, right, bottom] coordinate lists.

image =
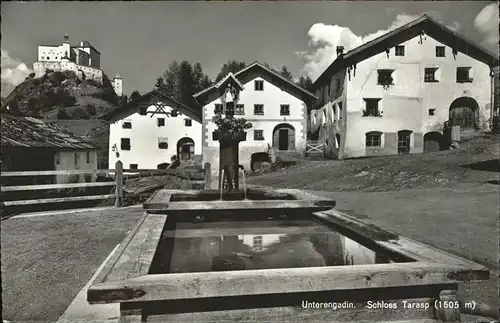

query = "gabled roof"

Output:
[[99, 90, 202, 123], [194, 61, 317, 106], [1, 113, 96, 150], [314, 14, 500, 87]]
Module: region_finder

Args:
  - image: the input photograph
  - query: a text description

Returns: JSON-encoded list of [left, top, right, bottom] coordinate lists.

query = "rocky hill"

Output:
[[1, 69, 123, 119]]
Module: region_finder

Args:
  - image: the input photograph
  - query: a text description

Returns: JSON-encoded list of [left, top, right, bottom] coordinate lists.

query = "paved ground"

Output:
[[1, 206, 144, 322], [1, 185, 498, 321]]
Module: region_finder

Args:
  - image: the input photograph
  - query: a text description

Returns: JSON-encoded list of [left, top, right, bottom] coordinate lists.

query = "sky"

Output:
[[1, 1, 498, 97]]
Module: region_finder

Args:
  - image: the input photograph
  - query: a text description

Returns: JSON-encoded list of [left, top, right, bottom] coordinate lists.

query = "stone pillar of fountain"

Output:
[[213, 84, 247, 192]]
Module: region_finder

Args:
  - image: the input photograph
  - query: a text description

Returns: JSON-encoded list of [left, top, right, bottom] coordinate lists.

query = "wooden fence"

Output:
[[304, 140, 325, 157], [1, 161, 211, 208]]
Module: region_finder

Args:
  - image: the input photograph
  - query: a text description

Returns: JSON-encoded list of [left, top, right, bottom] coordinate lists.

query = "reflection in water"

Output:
[[166, 221, 391, 273]]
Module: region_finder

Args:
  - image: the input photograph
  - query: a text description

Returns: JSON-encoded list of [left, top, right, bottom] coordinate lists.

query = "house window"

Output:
[[86, 151, 90, 163], [184, 119, 192, 127], [335, 78, 341, 91], [74, 152, 78, 165], [377, 69, 394, 86], [424, 68, 439, 82], [435, 46, 445, 57], [456, 67, 472, 83], [55, 152, 61, 165], [253, 235, 263, 251], [157, 118, 165, 127], [280, 104, 290, 116], [235, 104, 244, 115], [121, 138, 131, 150], [129, 164, 138, 170], [254, 130, 264, 141], [395, 45, 405, 56], [338, 101, 343, 119], [365, 131, 382, 147], [254, 104, 264, 115], [158, 137, 168, 149], [84, 174, 92, 183], [429, 109, 436, 116], [362, 99, 382, 117], [254, 80, 264, 91], [328, 80, 331, 96], [122, 121, 132, 129], [170, 109, 178, 117], [214, 104, 223, 114]]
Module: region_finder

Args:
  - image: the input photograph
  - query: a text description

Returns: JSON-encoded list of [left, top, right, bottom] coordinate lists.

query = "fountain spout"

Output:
[[220, 168, 225, 200]]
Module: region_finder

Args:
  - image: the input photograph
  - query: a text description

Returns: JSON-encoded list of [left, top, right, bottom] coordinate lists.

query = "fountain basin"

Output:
[[87, 188, 489, 323]]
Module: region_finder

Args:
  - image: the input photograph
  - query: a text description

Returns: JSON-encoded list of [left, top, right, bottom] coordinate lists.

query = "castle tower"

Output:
[[62, 32, 71, 61], [112, 72, 123, 97]]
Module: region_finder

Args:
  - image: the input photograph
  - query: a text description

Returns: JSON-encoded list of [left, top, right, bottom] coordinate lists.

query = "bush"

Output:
[[72, 107, 90, 119], [57, 107, 70, 119], [49, 72, 66, 86], [85, 104, 97, 116]]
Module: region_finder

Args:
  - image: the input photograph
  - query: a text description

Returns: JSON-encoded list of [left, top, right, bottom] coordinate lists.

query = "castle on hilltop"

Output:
[[33, 33, 123, 97]]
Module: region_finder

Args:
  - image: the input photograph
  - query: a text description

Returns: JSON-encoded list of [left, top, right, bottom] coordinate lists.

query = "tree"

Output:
[[296, 75, 314, 92], [279, 65, 294, 81], [130, 91, 141, 102], [215, 60, 247, 82], [161, 61, 181, 99], [155, 77, 165, 91], [159, 61, 212, 106]]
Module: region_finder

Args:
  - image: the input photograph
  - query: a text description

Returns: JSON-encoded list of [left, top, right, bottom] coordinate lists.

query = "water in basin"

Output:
[[150, 216, 399, 274]]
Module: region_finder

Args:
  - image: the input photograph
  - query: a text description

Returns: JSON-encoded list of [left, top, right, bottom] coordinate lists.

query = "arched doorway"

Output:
[[397, 130, 413, 155], [449, 97, 479, 130], [273, 123, 295, 151], [177, 137, 194, 161], [424, 132, 444, 153]]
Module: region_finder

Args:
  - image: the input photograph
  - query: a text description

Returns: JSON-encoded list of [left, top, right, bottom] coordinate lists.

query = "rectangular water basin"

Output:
[[88, 188, 489, 323]]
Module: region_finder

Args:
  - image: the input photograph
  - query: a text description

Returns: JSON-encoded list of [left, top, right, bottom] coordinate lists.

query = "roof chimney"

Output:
[[336, 46, 344, 57]]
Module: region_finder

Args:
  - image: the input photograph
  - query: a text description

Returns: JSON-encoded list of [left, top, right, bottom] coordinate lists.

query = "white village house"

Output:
[[100, 91, 202, 170], [309, 15, 499, 159], [193, 62, 317, 176]]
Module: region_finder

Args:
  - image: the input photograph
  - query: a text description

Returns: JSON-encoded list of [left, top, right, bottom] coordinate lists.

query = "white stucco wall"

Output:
[[54, 150, 98, 184], [202, 76, 308, 177], [108, 104, 202, 170], [38, 43, 71, 62]]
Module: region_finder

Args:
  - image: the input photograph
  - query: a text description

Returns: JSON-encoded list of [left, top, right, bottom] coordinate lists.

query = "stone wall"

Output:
[[33, 61, 103, 84]]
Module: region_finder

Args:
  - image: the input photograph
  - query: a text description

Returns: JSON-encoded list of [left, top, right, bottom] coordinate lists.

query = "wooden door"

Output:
[[278, 129, 289, 150]]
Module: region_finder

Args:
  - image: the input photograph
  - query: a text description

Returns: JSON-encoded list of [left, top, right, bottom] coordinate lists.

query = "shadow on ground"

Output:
[[461, 159, 500, 173]]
